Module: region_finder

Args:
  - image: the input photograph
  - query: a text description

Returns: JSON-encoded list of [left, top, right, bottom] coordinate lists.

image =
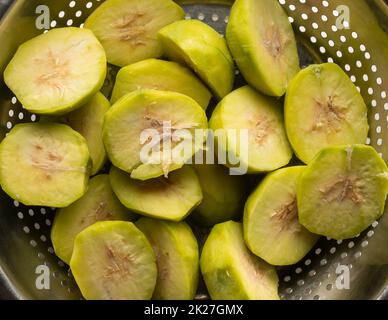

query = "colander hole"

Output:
[[197, 13, 205, 20], [294, 295, 302, 300], [11, 97, 17, 104], [58, 11, 65, 18], [375, 113, 380, 120], [331, 25, 338, 32], [319, 46, 326, 53], [309, 270, 316, 277], [76, 10, 82, 17], [299, 26, 306, 33], [50, 20, 57, 28], [348, 47, 354, 54], [365, 52, 371, 60], [330, 247, 336, 254], [34, 223, 40, 230], [381, 91, 386, 98], [371, 99, 377, 107], [340, 35, 346, 43], [18, 112, 24, 120], [361, 240, 368, 248], [284, 276, 291, 282], [279, 0, 286, 5], [367, 230, 375, 237], [304, 288, 312, 295], [40, 235, 47, 242], [377, 138, 383, 146], [310, 36, 317, 43], [350, 75, 356, 82], [321, 15, 328, 22], [356, 60, 362, 68], [58, 261, 65, 267], [289, 5, 296, 11], [295, 267, 303, 274], [40, 208, 46, 215], [337, 240, 343, 244], [17, 211, 23, 219], [6, 122, 12, 129], [304, 259, 311, 266], [360, 44, 366, 52], [348, 241, 355, 248], [315, 248, 322, 255], [328, 40, 334, 47], [286, 287, 293, 294], [376, 77, 382, 85], [185, 13, 191, 20], [86, 2, 93, 9], [313, 295, 320, 300], [371, 65, 377, 72], [30, 240, 37, 247], [363, 74, 369, 81], [48, 247, 54, 254], [344, 64, 351, 71], [13, 200, 19, 207], [326, 284, 333, 291], [67, 19, 73, 26], [211, 14, 219, 22], [354, 251, 362, 258], [320, 31, 327, 38], [79, 23, 84, 28], [45, 219, 51, 226], [313, 281, 322, 288], [297, 280, 305, 286], [37, 252, 45, 259], [8, 110, 14, 117], [336, 51, 343, 58], [30, 114, 37, 122], [327, 57, 334, 63], [224, 16, 229, 24], [341, 252, 347, 259], [320, 259, 327, 266], [69, 1, 76, 8], [301, 13, 308, 20], [312, 22, 318, 29], [352, 32, 358, 39]]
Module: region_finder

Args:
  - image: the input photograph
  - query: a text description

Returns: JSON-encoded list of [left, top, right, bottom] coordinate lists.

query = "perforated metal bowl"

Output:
[[0, 0, 387, 300]]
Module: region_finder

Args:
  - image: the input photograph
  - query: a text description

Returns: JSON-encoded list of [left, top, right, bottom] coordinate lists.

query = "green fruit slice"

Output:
[[244, 166, 319, 266], [158, 19, 234, 99], [136, 217, 199, 300], [4, 27, 106, 115], [0, 123, 90, 207], [298, 145, 388, 240], [192, 163, 246, 226], [51, 174, 136, 264], [64, 92, 110, 175], [103, 89, 208, 180], [209, 85, 292, 173], [70, 221, 157, 300], [84, 0, 185, 67], [111, 59, 212, 109], [200, 221, 279, 300], [285, 63, 369, 164], [109, 165, 203, 222], [226, 0, 299, 97]]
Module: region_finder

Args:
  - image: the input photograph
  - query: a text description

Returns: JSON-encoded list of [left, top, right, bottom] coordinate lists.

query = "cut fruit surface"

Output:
[[200, 221, 279, 300], [298, 145, 388, 240], [209, 86, 292, 173], [4, 27, 106, 115], [111, 59, 212, 109], [103, 89, 208, 180], [0, 123, 90, 207], [136, 218, 199, 300], [110, 165, 203, 221], [285, 63, 369, 164], [226, 0, 299, 97], [158, 19, 234, 99], [84, 0, 185, 67], [244, 166, 319, 266], [51, 174, 136, 264], [70, 221, 157, 300]]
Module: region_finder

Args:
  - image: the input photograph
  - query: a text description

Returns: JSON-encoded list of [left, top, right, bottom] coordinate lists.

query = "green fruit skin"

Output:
[[226, 0, 299, 97], [70, 221, 157, 300], [244, 166, 319, 266], [191, 163, 246, 226], [136, 217, 199, 300], [200, 221, 280, 300], [285, 63, 369, 164], [0, 123, 90, 207], [111, 59, 212, 109], [4, 27, 107, 115], [51, 174, 136, 265], [158, 19, 234, 99], [297, 145, 388, 240]]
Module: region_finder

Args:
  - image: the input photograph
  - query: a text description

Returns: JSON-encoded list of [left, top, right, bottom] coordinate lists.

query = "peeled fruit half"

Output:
[[244, 166, 319, 266], [70, 221, 157, 300], [111, 59, 212, 109], [103, 89, 208, 180], [200, 221, 279, 300], [226, 0, 299, 97], [285, 63, 369, 163], [4, 27, 106, 115], [136, 217, 199, 300], [84, 0, 185, 67], [51, 174, 136, 265], [110, 165, 203, 221], [158, 19, 234, 99], [209, 86, 292, 173], [0, 123, 89, 207], [298, 145, 388, 240]]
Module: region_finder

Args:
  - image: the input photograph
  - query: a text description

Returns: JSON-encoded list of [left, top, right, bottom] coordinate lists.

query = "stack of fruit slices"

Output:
[[0, 0, 387, 300]]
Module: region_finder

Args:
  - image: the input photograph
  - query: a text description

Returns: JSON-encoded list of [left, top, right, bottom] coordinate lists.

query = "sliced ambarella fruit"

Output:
[[84, 0, 185, 67], [103, 89, 208, 180], [298, 145, 388, 240], [51, 174, 136, 265], [209, 85, 292, 173], [200, 221, 279, 300], [4, 27, 106, 115], [226, 0, 299, 97], [110, 59, 212, 109], [0, 123, 90, 207], [136, 217, 199, 300], [285, 63, 369, 164], [70, 221, 157, 300], [244, 166, 319, 266], [109, 165, 202, 222], [158, 19, 234, 99]]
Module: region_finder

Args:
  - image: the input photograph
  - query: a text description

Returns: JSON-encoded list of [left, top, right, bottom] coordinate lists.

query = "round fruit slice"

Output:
[[192, 163, 246, 226], [298, 145, 388, 240], [51, 174, 136, 265], [109, 165, 202, 221], [84, 0, 185, 67], [158, 19, 234, 99], [4, 27, 106, 115], [70, 221, 157, 300], [200, 221, 279, 300], [244, 166, 319, 266], [285, 63, 369, 163], [103, 89, 208, 180], [136, 217, 199, 300], [209, 86, 293, 173], [110, 59, 212, 109], [0, 123, 90, 207], [226, 0, 299, 97], [64, 92, 110, 175]]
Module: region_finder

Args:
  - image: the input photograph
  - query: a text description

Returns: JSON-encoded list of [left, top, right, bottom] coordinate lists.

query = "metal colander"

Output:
[[0, 0, 387, 300]]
